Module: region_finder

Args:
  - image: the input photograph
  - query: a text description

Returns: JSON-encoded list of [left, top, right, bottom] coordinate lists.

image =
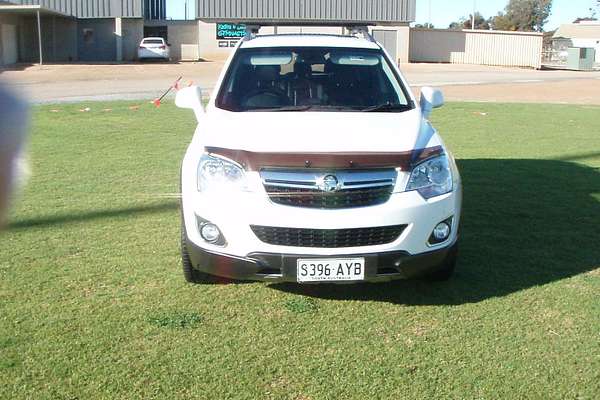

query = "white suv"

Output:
[[176, 28, 462, 284]]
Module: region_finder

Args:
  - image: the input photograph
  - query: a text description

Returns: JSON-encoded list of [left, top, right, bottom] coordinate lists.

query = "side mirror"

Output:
[[175, 86, 204, 122], [420, 86, 444, 118]]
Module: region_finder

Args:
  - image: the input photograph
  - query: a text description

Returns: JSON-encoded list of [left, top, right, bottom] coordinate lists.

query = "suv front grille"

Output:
[[250, 225, 407, 248], [261, 169, 397, 209], [265, 186, 392, 209]]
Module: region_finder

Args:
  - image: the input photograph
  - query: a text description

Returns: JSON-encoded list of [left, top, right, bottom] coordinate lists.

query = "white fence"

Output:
[[410, 28, 544, 69]]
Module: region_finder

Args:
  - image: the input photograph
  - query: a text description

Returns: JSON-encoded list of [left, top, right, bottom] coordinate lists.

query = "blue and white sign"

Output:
[[216, 23, 246, 40]]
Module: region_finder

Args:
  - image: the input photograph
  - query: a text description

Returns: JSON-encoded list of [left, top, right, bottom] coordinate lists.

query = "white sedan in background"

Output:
[[138, 37, 171, 61]]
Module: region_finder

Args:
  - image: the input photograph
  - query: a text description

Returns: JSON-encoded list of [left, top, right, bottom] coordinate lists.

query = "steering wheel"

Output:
[[242, 88, 291, 108]]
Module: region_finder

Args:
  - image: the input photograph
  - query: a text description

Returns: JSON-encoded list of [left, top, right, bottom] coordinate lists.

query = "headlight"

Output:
[[198, 154, 247, 192], [406, 154, 453, 199]]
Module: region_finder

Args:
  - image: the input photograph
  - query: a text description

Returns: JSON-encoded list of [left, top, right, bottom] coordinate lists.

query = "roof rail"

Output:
[[242, 23, 377, 42], [346, 25, 376, 42], [244, 24, 261, 40]]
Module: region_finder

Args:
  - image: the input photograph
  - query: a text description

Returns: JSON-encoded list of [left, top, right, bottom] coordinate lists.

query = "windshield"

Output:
[[215, 46, 413, 112]]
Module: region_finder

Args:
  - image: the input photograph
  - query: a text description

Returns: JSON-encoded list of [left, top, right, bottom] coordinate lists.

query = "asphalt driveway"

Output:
[[2, 61, 600, 104]]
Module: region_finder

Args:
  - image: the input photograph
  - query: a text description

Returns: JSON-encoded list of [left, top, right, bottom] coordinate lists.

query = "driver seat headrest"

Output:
[[254, 65, 281, 82], [293, 62, 312, 78]]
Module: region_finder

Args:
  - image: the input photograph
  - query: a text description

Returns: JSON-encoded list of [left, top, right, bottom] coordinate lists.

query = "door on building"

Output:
[[1, 24, 18, 65], [372, 30, 398, 65], [77, 20, 117, 62], [144, 26, 167, 41]]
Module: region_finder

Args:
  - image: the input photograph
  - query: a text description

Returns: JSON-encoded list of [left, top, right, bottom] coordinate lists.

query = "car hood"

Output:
[[197, 109, 437, 153]]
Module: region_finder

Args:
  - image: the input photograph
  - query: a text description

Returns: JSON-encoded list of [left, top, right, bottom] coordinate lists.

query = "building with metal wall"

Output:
[[1, 0, 418, 66], [410, 28, 543, 69], [553, 22, 600, 64], [3, 0, 143, 18], [195, 0, 416, 63], [144, 0, 165, 20], [196, 0, 416, 25], [0, 0, 145, 64]]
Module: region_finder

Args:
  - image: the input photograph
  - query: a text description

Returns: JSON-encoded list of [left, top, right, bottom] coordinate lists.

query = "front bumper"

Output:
[[183, 189, 461, 258], [181, 161, 462, 282], [186, 238, 457, 283]]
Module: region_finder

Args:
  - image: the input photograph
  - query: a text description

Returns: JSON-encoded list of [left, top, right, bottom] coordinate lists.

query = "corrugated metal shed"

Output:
[[410, 29, 543, 69], [196, 0, 416, 24], [5, 0, 143, 18]]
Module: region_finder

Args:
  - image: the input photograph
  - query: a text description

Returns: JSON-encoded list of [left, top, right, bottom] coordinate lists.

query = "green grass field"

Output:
[[1, 101, 599, 399]]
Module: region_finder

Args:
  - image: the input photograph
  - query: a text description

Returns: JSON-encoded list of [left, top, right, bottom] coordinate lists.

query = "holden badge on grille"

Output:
[[317, 175, 340, 192]]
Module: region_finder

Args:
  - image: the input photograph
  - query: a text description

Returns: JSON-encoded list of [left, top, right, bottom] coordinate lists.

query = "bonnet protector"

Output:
[[205, 146, 444, 171]]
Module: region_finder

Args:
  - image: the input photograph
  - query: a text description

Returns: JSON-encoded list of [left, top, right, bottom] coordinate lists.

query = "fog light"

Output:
[[433, 222, 451, 242], [200, 223, 221, 243]]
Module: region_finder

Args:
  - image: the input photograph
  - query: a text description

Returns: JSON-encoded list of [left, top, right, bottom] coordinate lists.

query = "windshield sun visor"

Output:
[[329, 53, 380, 66], [247, 53, 293, 66]]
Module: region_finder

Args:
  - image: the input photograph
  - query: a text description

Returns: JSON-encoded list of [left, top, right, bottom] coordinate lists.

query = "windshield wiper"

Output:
[[270, 105, 314, 112], [362, 103, 412, 113], [252, 105, 358, 112], [247, 105, 313, 112]]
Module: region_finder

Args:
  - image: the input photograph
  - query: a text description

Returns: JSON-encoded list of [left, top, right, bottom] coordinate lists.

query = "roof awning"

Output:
[[0, 5, 72, 66], [0, 5, 71, 17]]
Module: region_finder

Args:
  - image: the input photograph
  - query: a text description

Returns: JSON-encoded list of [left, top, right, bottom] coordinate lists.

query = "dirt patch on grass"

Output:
[[417, 79, 600, 105], [586, 268, 600, 277]]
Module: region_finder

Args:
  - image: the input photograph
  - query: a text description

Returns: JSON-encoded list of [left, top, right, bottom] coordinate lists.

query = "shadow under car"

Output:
[[269, 158, 600, 305]]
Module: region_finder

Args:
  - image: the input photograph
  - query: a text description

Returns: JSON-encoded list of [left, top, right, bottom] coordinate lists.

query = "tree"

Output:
[[465, 12, 492, 30], [414, 23, 435, 29], [573, 17, 597, 23], [530, 0, 553, 31], [448, 13, 491, 30], [489, 0, 553, 32], [491, 12, 517, 31], [588, 0, 600, 19], [449, 20, 464, 29], [450, 0, 554, 32], [498, 0, 553, 32]]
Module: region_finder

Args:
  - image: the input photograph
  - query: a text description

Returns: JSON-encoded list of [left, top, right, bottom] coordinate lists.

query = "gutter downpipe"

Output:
[[37, 10, 43, 67]]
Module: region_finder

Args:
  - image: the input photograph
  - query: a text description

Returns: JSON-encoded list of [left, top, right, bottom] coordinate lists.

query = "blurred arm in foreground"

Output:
[[0, 83, 29, 228]]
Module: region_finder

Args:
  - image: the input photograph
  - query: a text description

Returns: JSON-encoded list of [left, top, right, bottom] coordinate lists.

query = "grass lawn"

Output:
[[1, 101, 599, 399]]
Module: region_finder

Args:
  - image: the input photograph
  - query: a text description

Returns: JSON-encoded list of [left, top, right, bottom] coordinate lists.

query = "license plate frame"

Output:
[[296, 258, 365, 283]]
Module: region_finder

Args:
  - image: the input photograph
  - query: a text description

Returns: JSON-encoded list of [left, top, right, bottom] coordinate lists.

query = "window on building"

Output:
[[83, 29, 94, 45]]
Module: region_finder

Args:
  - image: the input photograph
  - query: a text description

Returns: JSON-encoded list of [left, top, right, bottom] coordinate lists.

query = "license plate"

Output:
[[297, 258, 365, 282]]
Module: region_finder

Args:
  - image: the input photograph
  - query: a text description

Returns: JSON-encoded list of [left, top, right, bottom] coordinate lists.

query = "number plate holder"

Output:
[[296, 258, 365, 283]]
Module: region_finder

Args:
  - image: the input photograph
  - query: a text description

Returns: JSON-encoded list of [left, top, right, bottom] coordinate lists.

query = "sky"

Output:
[[416, 0, 597, 31], [166, 0, 598, 31], [167, 0, 195, 20]]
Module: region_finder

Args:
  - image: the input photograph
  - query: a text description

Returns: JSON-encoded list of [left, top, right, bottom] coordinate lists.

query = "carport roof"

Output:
[[0, 4, 70, 17], [0, 4, 72, 66]]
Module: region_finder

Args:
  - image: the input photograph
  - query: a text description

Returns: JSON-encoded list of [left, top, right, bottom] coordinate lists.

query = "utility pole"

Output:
[[37, 10, 43, 67], [428, 0, 432, 28], [185, 0, 188, 20], [471, 0, 476, 30]]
